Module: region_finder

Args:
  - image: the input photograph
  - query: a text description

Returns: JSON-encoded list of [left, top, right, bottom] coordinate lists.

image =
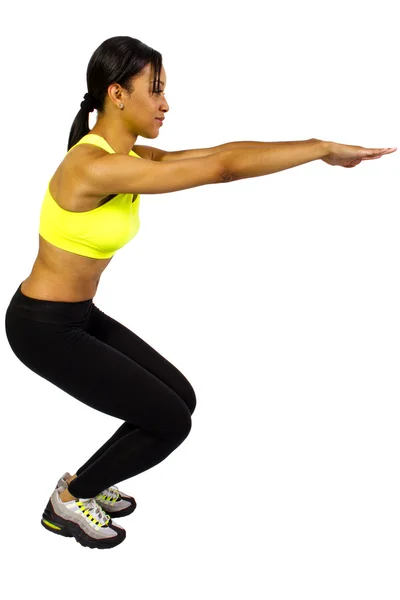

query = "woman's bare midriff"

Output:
[[20, 143, 118, 302], [20, 236, 114, 302]]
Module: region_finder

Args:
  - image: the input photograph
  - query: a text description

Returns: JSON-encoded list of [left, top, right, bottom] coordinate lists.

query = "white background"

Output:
[[1, 0, 399, 598]]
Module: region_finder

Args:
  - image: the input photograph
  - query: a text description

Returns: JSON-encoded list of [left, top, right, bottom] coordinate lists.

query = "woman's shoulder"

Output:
[[63, 141, 109, 172]]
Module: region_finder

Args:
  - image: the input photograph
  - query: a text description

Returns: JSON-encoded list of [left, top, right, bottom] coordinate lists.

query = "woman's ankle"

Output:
[[59, 487, 78, 502]]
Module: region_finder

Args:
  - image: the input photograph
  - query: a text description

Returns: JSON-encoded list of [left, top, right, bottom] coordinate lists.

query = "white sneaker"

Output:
[[41, 482, 126, 549]]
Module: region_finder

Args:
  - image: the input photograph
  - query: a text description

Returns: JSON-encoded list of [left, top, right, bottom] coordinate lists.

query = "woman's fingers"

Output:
[[362, 147, 397, 160]]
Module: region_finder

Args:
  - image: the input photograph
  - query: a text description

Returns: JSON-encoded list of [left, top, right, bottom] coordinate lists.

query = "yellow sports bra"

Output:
[[39, 133, 142, 259]]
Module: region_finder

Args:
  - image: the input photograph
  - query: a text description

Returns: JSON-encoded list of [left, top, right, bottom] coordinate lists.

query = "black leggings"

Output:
[[5, 282, 196, 499]]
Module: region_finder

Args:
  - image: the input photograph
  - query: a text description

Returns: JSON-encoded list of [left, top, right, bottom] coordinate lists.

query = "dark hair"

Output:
[[67, 36, 162, 151]]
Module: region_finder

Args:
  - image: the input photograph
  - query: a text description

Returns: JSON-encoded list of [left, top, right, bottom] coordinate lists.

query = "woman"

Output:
[[4, 35, 396, 551]]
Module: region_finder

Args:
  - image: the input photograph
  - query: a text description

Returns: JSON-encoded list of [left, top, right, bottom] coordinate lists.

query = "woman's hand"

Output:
[[322, 142, 397, 168]]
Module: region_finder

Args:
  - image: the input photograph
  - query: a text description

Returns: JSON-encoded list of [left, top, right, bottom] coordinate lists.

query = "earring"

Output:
[[119, 103, 124, 109]]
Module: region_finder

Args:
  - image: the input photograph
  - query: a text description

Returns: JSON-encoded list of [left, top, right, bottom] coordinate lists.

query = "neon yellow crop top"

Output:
[[39, 133, 141, 259]]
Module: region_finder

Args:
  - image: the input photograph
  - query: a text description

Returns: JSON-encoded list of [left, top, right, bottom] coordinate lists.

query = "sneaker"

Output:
[[95, 484, 137, 518], [41, 482, 126, 549], [57, 472, 137, 518]]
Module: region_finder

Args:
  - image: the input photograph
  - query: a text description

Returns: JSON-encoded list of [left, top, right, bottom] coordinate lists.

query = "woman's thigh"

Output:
[[87, 304, 196, 415], [6, 315, 192, 438]]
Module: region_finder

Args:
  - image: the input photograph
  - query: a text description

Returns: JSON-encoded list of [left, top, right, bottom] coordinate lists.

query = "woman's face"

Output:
[[122, 62, 169, 139]]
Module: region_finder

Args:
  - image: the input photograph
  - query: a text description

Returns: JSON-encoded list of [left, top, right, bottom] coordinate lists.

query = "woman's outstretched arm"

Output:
[[134, 139, 328, 163]]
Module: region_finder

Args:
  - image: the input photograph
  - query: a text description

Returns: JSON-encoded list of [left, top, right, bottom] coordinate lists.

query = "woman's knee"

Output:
[[183, 380, 197, 415], [174, 408, 193, 444], [153, 392, 193, 443]]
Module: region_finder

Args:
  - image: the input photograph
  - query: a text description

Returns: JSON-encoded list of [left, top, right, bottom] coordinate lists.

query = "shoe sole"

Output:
[[41, 499, 126, 549]]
